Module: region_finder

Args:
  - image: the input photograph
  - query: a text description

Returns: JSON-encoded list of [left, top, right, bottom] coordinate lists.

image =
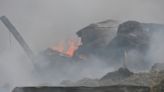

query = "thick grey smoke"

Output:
[[148, 31, 164, 64], [0, 0, 164, 91], [0, 0, 164, 51]]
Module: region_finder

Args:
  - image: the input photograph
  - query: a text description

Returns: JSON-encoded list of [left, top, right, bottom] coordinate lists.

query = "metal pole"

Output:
[[0, 16, 35, 61], [0, 16, 42, 79]]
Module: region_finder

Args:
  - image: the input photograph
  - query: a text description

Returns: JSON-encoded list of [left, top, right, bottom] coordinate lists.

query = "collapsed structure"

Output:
[[1, 16, 164, 92], [45, 20, 164, 92], [74, 20, 163, 66]]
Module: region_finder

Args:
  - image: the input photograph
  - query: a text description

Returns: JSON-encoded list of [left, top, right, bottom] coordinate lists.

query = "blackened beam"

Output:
[[0, 16, 34, 61]]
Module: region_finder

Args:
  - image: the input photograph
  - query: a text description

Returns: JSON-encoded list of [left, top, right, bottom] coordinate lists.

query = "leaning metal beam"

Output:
[[0, 16, 34, 61]]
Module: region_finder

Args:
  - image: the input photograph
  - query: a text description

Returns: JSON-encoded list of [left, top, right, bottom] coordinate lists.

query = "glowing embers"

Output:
[[65, 39, 79, 57], [50, 38, 80, 57]]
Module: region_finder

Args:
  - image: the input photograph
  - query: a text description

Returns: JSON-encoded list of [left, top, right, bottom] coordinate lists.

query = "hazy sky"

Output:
[[0, 0, 164, 52]]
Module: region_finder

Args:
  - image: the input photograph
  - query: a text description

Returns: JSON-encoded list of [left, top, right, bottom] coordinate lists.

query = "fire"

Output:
[[65, 39, 79, 57], [50, 38, 80, 57]]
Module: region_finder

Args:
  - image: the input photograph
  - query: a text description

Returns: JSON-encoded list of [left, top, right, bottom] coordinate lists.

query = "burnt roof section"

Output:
[[76, 20, 119, 37]]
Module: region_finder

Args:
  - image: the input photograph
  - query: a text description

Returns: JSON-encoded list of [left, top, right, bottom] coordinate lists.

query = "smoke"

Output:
[[0, 50, 34, 90], [0, 0, 164, 51], [123, 25, 164, 72], [148, 30, 164, 64], [34, 54, 115, 86], [0, 0, 164, 91]]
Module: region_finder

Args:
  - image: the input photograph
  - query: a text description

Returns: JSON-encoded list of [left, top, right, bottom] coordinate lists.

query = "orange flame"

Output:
[[65, 39, 79, 57], [50, 38, 79, 57]]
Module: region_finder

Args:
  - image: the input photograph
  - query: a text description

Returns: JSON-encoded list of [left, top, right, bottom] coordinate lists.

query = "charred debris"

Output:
[[41, 19, 164, 71], [1, 16, 164, 92], [38, 19, 164, 91]]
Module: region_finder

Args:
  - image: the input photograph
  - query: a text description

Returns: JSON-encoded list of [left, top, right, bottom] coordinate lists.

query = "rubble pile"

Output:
[[61, 68, 164, 88], [2, 16, 164, 92], [40, 19, 164, 88], [101, 67, 133, 81], [108, 71, 164, 87], [57, 19, 164, 90]]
